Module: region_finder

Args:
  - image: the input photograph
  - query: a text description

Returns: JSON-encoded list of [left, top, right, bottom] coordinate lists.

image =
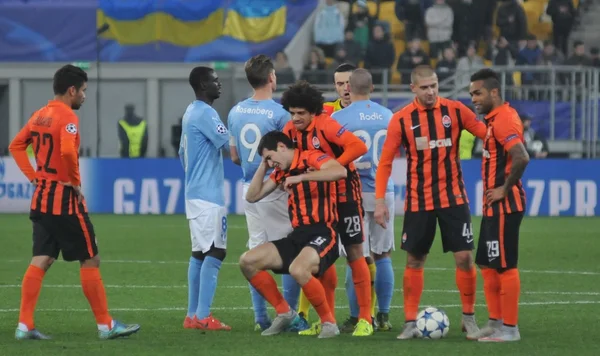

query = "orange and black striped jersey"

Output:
[[376, 97, 487, 212], [283, 114, 367, 204], [9, 100, 87, 215], [482, 103, 526, 217], [270, 150, 338, 228]]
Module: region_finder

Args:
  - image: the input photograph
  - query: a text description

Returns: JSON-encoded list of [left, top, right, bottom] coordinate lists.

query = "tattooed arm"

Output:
[[502, 141, 530, 195]]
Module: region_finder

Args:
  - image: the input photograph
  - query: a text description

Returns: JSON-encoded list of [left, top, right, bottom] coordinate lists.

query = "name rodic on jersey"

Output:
[[331, 100, 394, 193], [228, 99, 290, 183]]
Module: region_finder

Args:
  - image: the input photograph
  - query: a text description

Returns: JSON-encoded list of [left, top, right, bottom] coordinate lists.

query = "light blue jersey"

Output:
[[331, 100, 394, 193], [179, 100, 229, 206], [228, 98, 290, 182]]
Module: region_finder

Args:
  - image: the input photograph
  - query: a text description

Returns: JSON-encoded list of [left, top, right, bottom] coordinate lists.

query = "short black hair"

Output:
[[280, 80, 324, 115], [335, 63, 357, 73], [257, 130, 294, 154], [245, 54, 274, 89], [53, 64, 88, 95], [470, 68, 501, 94], [189, 66, 214, 93]]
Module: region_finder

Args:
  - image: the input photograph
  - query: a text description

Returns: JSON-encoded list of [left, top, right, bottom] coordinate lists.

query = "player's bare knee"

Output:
[[80, 255, 100, 268], [30, 256, 55, 271], [454, 251, 473, 270], [374, 251, 391, 261], [406, 253, 426, 269], [345, 244, 364, 262], [239, 252, 256, 277], [289, 260, 314, 286]]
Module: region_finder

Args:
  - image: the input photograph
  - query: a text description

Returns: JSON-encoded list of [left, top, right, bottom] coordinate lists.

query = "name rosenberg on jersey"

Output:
[[235, 106, 274, 119]]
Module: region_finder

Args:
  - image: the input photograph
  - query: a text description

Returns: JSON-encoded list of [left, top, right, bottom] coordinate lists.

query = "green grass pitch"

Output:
[[1, 214, 599, 355]]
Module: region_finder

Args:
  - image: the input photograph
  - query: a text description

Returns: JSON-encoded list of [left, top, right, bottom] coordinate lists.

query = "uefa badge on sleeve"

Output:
[[65, 123, 78, 134]]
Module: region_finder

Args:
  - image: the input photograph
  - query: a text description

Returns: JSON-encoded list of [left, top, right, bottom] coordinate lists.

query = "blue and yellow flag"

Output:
[[223, 0, 286, 43], [97, 0, 225, 47], [92, 0, 317, 62]]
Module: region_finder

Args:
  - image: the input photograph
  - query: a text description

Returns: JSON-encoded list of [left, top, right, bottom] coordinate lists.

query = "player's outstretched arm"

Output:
[[458, 101, 487, 139], [323, 117, 367, 166], [9, 124, 36, 183], [294, 159, 347, 183], [374, 116, 403, 228], [246, 161, 278, 203]]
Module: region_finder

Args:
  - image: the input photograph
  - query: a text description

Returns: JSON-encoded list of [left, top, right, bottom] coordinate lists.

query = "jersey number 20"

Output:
[[352, 129, 387, 169]]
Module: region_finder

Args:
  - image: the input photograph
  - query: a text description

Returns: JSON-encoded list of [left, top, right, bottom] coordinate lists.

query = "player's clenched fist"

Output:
[[374, 200, 389, 229]]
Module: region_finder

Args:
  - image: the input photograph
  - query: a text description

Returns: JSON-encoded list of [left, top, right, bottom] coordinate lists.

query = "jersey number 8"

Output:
[[352, 129, 387, 169], [240, 123, 261, 163]]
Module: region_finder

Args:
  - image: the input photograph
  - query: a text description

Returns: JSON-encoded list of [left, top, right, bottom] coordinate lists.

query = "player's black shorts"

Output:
[[475, 212, 524, 269], [272, 224, 339, 277], [401, 204, 474, 256], [30, 210, 98, 262], [337, 201, 365, 247]]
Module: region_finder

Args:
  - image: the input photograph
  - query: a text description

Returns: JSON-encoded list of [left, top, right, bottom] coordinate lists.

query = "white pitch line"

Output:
[[0, 300, 599, 313], [2, 259, 599, 276], [1, 284, 598, 296]]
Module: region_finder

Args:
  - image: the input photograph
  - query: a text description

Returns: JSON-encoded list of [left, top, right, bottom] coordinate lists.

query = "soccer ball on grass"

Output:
[[415, 307, 450, 339]]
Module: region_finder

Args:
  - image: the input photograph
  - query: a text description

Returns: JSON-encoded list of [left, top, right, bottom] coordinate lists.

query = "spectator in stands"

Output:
[[590, 47, 600, 67], [468, 0, 497, 48], [565, 40, 592, 67], [397, 38, 431, 84], [436, 47, 457, 89], [364, 24, 396, 85], [546, 0, 576, 56], [425, 0, 454, 59], [301, 47, 328, 84], [330, 47, 351, 69], [395, 0, 433, 41], [537, 41, 564, 91], [447, 0, 472, 57], [521, 114, 549, 159], [485, 37, 516, 97], [337, 29, 363, 66], [516, 34, 542, 88], [456, 44, 484, 89], [495, 0, 528, 47], [313, 0, 345, 58], [274, 51, 296, 86], [347, 0, 374, 53], [564, 41, 592, 86]]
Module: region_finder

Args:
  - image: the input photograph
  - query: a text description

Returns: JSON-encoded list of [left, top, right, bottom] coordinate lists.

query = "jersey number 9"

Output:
[[240, 123, 261, 163]]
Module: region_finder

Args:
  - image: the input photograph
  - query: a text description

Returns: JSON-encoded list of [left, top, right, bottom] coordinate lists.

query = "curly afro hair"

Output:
[[280, 80, 324, 115]]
